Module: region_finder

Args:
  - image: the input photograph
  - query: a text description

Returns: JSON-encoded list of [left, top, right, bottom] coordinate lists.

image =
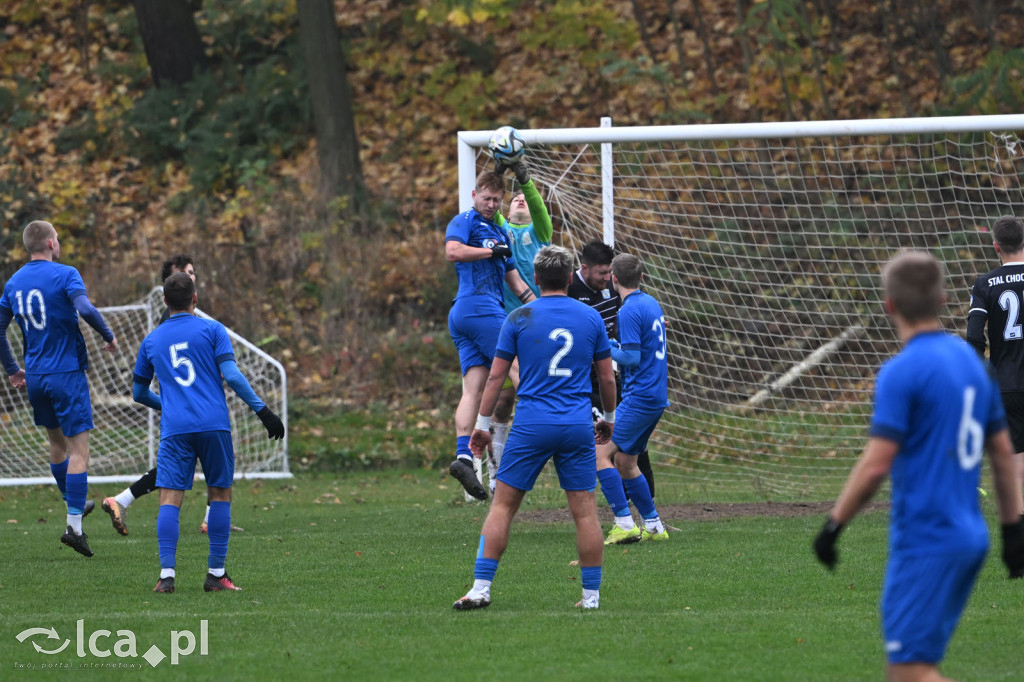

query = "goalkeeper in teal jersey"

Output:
[[496, 176, 553, 315]]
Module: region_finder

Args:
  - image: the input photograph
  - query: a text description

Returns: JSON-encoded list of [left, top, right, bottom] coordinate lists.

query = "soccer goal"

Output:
[[0, 287, 289, 486], [459, 115, 1024, 500]]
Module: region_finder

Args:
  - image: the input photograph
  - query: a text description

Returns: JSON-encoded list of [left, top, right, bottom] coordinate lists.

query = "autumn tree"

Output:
[[297, 0, 365, 204], [132, 0, 207, 88]]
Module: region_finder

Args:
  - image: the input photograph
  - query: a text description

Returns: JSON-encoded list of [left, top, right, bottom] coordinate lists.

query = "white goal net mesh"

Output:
[[0, 287, 289, 485], [469, 118, 1024, 500]]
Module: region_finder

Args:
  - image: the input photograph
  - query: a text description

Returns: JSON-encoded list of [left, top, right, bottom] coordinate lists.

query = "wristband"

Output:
[[602, 410, 615, 423], [475, 414, 491, 431]]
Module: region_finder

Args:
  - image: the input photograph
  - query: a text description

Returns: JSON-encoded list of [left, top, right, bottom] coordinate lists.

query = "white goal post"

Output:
[[0, 287, 289, 486], [458, 115, 1024, 499]]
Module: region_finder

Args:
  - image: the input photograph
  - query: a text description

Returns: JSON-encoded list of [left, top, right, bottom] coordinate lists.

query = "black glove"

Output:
[[491, 158, 509, 176], [813, 517, 844, 571], [491, 243, 512, 259], [509, 160, 530, 186], [256, 406, 285, 440], [1001, 518, 1024, 579]]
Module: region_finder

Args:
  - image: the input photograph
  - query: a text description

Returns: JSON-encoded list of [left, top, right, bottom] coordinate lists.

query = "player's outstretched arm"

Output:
[[518, 165, 553, 243], [73, 294, 116, 350], [0, 305, 24, 386], [814, 437, 897, 570], [218, 359, 284, 440]]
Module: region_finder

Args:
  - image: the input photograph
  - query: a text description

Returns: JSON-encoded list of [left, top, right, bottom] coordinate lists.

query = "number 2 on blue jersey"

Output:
[[548, 328, 573, 377]]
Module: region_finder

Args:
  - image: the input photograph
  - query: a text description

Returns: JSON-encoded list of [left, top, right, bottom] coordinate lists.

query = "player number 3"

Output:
[[169, 342, 196, 387]]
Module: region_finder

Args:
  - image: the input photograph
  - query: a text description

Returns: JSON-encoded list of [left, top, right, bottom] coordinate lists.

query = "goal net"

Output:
[[459, 115, 1024, 500], [0, 287, 289, 485]]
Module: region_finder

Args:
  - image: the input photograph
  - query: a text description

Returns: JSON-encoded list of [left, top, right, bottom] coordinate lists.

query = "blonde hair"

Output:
[[533, 245, 573, 291]]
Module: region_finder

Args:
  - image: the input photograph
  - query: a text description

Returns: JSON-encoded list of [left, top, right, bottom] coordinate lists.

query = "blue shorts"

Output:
[[26, 370, 93, 437], [497, 421, 597, 492], [612, 397, 664, 456], [156, 431, 235, 490], [881, 549, 986, 665], [448, 300, 504, 375]]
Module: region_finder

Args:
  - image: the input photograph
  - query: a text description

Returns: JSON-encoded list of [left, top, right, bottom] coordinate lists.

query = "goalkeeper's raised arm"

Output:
[[494, 158, 554, 315]]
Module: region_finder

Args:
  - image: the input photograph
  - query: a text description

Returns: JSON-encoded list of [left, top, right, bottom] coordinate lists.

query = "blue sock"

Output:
[[65, 472, 87, 515], [456, 435, 472, 460], [474, 557, 499, 582], [581, 566, 602, 591], [597, 469, 631, 518], [624, 475, 658, 520], [50, 459, 69, 501], [157, 505, 181, 570], [207, 501, 231, 571]]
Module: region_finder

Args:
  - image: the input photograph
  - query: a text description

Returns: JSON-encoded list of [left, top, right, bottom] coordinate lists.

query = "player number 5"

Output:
[[169, 342, 196, 387], [957, 386, 983, 471]]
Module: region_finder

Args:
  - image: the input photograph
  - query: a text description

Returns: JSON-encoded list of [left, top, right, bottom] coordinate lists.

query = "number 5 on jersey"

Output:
[[170, 342, 196, 387]]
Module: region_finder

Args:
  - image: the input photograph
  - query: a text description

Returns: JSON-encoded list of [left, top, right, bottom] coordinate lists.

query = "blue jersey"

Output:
[[0, 261, 90, 375], [871, 331, 1005, 557], [133, 314, 236, 437], [445, 208, 514, 314], [500, 222, 546, 313], [617, 290, 669, 409], [495, 295, 611, 425]]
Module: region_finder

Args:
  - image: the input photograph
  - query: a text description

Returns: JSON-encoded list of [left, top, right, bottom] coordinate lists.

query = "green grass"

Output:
[[0, 471, 1020, 680]]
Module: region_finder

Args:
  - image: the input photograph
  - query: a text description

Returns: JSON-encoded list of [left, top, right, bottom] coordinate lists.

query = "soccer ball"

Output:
[[488, 125, 526, 166]]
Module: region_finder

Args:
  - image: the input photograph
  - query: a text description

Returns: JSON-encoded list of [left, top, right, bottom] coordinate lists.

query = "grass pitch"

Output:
[[1, 470, 1020, 680]]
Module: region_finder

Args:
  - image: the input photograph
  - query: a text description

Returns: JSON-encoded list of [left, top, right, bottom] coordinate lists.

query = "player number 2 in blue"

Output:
[[957, 386, 983, 471], [169, 342, 196, 387], [548, 328, 573, 377]]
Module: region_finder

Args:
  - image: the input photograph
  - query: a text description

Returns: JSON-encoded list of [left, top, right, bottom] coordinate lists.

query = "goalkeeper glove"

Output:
[[256, 406, 285, 440], [813, 517, 844, 570], [1001, 518, 1024, 579], [509, 160, 530, 186], [491, 243, 512, 259]]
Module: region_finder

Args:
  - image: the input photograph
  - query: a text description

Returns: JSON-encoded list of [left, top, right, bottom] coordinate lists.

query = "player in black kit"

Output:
[[967, 215, 1024, 498]]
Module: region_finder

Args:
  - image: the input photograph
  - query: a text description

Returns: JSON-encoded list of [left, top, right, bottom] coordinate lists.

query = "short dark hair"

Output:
[[882, 250, 944, 322], [993, 215, 1024, 253], [161, 254, 193, 282], [163, 272, 195, 312], [611, 253, 643, 289], [533, 245, 573, 292], [580, 240, 614, 268]]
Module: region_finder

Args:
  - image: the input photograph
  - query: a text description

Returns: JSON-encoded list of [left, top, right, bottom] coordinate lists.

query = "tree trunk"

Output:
[[132, 0, 206, 88], [297, 0, 365, 205]]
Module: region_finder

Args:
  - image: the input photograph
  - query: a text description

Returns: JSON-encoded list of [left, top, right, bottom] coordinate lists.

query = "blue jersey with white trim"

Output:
[[495, 295, 611, 425], [445, 208, 514, 314], [134, 314, 235, 437], [617, 290, 670, 409], [871, 331, 1004, 556], [0, 260, 90, 374]]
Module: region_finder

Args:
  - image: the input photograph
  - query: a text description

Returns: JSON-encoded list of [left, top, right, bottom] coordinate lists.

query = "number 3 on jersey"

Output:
[[169, 342, 196, 387]]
